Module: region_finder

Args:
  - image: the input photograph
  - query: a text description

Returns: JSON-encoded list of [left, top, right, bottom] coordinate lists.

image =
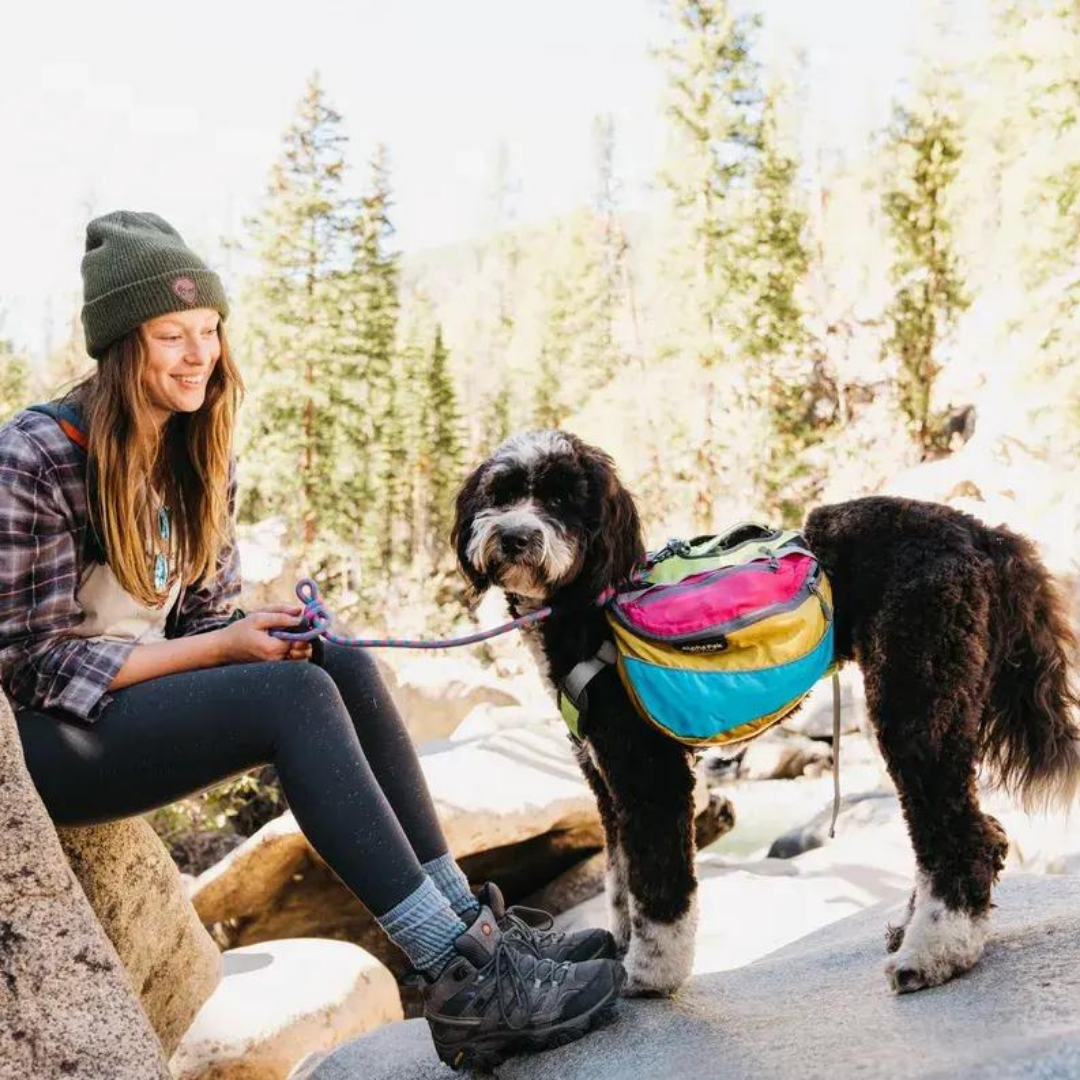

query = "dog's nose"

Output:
[[500, 528, 533, 556]]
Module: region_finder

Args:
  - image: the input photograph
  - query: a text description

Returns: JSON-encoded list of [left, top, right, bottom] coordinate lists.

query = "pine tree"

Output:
[[533, 250, 575, 429], [533, 343, 564, 431], [882, 88, 970, 456], [1010, 4, 1080, 395], [460, 143, 522, 458], [239, 73, 359, 572], [481, 380, 513, 450], [588, 114, 630, 382], [657, 0, 766, 527], [396, 290, 437, 561], [425, 326, 464, 553], [954, 2, 1080, 455], [740, 98, 809, 365], [658, 0, 763, 366], [351, 144, 402, 578], [396, 301, 464, 560], [532, 193, 628, 429], [741, 94, 830, 520]]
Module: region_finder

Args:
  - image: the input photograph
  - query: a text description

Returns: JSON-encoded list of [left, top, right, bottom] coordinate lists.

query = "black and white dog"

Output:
[[452, 430, 1080, 996]]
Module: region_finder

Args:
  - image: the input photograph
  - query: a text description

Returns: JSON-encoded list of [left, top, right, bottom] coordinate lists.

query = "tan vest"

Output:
[[74, 562, 181, 643], [74, 486, 180, 643]]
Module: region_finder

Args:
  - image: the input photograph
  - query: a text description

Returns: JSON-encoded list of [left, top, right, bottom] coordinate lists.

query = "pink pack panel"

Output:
[[617, 553, 816, 638]]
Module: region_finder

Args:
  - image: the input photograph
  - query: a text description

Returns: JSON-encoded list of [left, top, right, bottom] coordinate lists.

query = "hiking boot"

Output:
[[478, 881, 618, 962], [423, 903, 625, 1071]]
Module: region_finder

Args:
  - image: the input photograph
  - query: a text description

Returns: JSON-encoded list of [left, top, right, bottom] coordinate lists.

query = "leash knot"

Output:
[[272, 577, 333, 641]]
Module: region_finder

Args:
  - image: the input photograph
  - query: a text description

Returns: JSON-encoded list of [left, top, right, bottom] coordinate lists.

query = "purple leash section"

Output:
[[270, 578, 553, 649]]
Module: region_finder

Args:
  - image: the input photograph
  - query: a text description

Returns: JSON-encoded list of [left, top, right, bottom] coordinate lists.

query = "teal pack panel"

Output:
[[621, 624, 835, 741]]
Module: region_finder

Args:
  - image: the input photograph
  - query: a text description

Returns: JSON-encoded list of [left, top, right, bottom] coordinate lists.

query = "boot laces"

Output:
[[500, 903, 563, 955], [491, 938, 572, 1031]]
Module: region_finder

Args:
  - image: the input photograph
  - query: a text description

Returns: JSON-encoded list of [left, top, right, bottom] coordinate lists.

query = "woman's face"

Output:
[[140, 308, 222, 426]]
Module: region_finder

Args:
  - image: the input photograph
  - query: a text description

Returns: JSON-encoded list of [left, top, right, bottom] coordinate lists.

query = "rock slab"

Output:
[[304, 875, 1080, 1080], [170, 938, 403, 1080], [0, 694, 170, 1080], [59, 817, 222, 1056]]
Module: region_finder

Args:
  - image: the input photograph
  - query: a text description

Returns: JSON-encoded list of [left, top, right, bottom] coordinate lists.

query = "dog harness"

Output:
[[559, 524, 844, 832]]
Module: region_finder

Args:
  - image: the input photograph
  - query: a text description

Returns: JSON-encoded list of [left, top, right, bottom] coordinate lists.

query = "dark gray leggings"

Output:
[[16, 642, 446, 916]]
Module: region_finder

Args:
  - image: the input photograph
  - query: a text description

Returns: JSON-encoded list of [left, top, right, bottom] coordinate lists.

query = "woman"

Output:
[[0, 211, 622, 1070]]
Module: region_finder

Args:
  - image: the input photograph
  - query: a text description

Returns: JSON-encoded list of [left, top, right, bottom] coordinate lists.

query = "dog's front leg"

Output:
[[576, 741, 630, 954], [587, 715, 698, 996]]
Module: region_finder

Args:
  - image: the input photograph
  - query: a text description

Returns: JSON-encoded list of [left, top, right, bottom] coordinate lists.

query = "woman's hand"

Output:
[[216, 605, 314, 664]]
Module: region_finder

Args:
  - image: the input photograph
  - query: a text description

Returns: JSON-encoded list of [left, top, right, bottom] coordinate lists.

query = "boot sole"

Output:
[[434, 967, 626, 1071]]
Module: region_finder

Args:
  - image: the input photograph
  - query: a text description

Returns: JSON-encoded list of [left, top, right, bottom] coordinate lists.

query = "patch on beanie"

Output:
[[172, 276, 198, 305]]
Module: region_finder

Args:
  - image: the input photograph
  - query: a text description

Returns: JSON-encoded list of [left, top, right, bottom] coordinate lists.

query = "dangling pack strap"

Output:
[[828, 669, 842, 838]]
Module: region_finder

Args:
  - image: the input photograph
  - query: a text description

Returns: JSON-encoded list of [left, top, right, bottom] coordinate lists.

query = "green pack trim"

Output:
[[557, 641, 617, 743], [559, 691, 583, 742], [645, 527, 806, 585]]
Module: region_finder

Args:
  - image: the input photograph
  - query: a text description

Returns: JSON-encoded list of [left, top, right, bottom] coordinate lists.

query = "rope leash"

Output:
[[269, 578, 552, 649]]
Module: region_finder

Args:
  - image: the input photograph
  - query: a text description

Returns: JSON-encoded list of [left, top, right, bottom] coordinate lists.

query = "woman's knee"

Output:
[[320, 641, 386, 691], [257, 660, 343, 714]]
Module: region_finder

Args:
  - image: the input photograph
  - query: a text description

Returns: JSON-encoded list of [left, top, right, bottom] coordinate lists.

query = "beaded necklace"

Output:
[[152, 500, 173, 592]]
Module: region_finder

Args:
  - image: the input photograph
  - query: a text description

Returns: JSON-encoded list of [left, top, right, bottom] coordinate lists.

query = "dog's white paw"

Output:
[[884, 882, 987, 993], [621, 895, 697, 997]]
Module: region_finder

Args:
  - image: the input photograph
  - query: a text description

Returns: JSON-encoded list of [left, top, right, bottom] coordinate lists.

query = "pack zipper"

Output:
[[622, 558, 780, 608], [648, 530, 791, 567]]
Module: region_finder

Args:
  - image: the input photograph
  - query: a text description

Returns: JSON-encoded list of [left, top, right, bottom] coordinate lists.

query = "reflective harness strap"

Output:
[[558, 641, 618, 742], [828, 669, 842, 838]]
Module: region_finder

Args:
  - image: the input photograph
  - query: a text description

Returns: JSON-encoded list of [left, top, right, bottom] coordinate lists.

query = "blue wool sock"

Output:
[[423, 852, 481, 920], [377, 876, 467, 977]]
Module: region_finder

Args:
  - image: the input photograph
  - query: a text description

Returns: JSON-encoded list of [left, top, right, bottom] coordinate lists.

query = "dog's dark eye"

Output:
[[490, 470, 526, 507]]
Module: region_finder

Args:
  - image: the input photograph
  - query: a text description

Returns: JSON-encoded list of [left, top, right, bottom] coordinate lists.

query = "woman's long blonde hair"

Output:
[[69, 324, 244, 606]]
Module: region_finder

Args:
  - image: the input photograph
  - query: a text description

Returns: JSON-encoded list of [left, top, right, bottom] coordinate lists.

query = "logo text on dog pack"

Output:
[[678, 641, 728, 653]]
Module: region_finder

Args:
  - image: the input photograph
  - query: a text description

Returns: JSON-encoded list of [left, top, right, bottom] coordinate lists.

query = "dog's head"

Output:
[[451, 430, 645, 605]]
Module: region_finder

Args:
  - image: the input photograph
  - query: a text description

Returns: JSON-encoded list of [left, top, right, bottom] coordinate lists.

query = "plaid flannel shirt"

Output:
[[0, 409, 241, 722]]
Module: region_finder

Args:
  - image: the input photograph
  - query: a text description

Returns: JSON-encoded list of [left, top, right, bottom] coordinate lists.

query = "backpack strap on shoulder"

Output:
[[26, 402, 104, 563], [27, 402, 88, 451]]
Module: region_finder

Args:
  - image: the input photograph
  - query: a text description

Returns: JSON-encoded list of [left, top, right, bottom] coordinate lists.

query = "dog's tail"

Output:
[[981, 526, 1080, 812]]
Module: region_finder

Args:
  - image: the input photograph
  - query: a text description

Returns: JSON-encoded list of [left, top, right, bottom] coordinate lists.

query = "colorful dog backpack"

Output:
[[559, 524, 836, 748]]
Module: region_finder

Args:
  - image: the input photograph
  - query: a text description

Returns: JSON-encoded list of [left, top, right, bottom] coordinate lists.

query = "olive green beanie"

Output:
[[80, 211, 230, 359]]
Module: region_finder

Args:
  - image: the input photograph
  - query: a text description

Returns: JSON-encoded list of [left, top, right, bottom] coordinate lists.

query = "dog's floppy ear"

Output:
[[451, 461, 490, 602], [582, 447, 645, 596]]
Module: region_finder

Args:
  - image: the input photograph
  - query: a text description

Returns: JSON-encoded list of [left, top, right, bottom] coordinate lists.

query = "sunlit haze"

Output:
[[2, 0, 927, 356]]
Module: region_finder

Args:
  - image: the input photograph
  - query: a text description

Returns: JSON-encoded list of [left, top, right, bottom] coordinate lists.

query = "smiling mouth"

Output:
[[173, 375, 206, 388]]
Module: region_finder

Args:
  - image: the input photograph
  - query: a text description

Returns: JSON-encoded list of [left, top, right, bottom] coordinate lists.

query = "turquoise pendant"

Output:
[[158, 507, 170, 541], [154, 553, 168, 590]]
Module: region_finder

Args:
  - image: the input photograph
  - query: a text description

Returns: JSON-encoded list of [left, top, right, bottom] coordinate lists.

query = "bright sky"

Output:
[[1, 0, 927, 359]]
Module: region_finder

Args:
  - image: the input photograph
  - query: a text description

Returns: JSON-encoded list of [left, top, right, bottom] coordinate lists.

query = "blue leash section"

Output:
[[270, 578, 552, 649]]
